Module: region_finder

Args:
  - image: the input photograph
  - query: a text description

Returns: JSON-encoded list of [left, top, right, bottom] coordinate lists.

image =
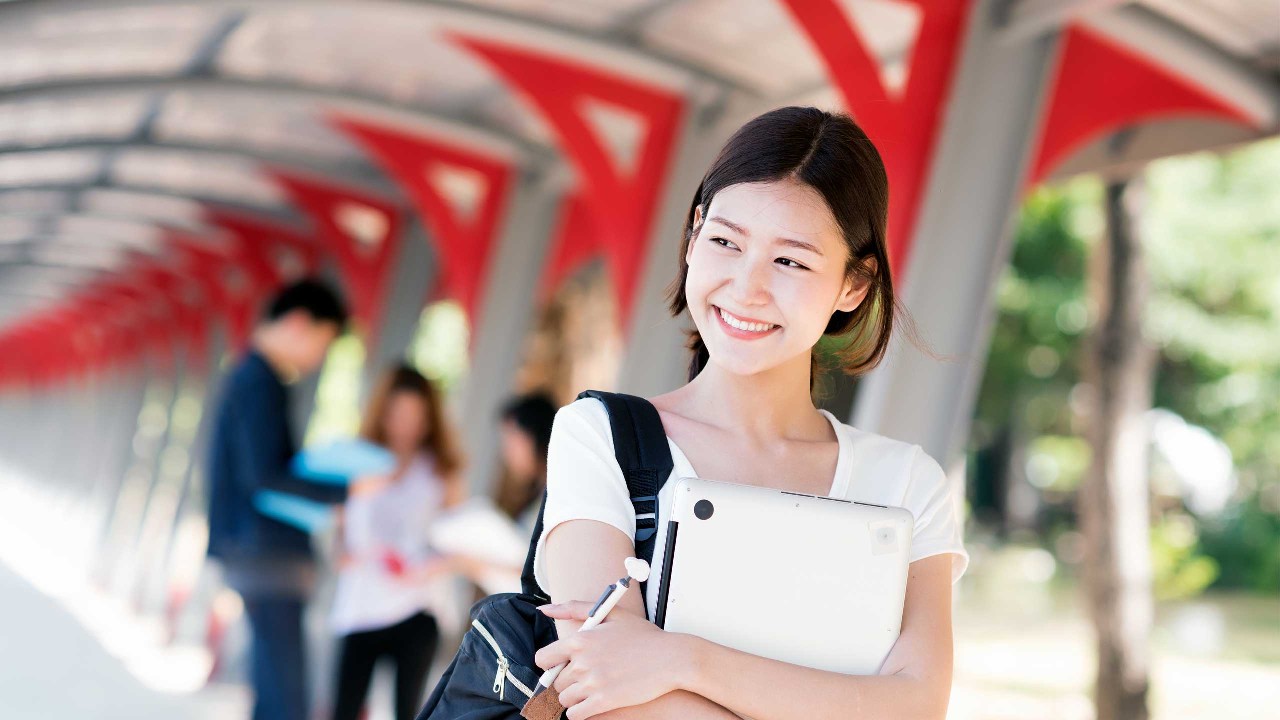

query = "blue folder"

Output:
[[253, 489, 335, 534], [289, 439, 396, 485]]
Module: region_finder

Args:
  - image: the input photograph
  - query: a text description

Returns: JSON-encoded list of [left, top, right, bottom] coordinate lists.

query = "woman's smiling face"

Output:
[[684, 177, 869, 378]]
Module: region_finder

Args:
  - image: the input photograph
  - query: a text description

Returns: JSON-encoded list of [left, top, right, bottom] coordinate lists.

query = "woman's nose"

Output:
[[730, 254, 772, 305]]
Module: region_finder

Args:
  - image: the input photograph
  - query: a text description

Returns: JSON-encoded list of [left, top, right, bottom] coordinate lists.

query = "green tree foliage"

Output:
[[1145, 138, 1280, 592], [973, 181, 1095, 445], [969, 179, 1098, 544], [970, 137, 1280, 593]]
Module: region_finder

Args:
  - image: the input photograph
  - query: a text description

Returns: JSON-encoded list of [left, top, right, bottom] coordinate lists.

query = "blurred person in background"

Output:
[[493, 392, 557, 533], [442, 392, 559, 596], [329, 365, 466, 720], [205, 278, 354, 720]]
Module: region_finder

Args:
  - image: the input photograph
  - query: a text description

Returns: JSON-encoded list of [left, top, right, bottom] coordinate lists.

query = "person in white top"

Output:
[[434, 392, 560, 597], [532, 107, 969, 720], [329, 365, 466, 720]]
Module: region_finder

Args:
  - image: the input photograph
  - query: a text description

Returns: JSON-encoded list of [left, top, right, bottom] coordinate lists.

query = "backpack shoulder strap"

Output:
[[577, 390, 673, 545], [576, 390, 673, 613], [518, 391, 673, 612]]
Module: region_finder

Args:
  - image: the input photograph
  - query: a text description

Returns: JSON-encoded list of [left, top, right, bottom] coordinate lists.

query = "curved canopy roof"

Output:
[[0, 0, 1276, 383]]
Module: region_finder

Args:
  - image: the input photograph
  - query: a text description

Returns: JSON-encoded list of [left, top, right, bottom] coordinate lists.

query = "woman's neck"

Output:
[[391, 448, 418, 475], [679, 350, 825, 442]]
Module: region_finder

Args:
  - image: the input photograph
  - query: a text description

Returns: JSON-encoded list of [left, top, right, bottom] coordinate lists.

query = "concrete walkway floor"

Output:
[[0, 559, 249, 720]]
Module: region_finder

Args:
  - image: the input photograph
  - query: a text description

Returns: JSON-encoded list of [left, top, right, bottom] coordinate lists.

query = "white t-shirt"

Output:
[[330, 452, 450, 635], [534, 397, 969, 620]]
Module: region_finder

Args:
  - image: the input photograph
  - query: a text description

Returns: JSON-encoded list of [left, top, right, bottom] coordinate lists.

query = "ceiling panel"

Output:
[[0, 92, 151, 148], [217, 8, 504, 113], [111, 148, 285, 206], [0, 216, 42, 244], [465, 0, 656, 31], [1141, 0, 1280, 61], [640, 0, 826, 96], [53, 215, 165, 252], [153, 89, 366, 162], [0, 149, 102, 188], [0, 6, 221, 89], [79, 188, 207, 229]]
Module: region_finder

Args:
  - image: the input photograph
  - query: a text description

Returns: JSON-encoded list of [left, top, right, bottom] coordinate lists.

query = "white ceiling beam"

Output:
[[0, 0, 746, 95], [0, 76, 548, 165], [1000, 0, 1134, 43]]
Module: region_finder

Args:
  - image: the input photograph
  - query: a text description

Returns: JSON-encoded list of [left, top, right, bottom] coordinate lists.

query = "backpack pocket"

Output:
[[468, 617, 538, 703], [416, 592, 554, 720]]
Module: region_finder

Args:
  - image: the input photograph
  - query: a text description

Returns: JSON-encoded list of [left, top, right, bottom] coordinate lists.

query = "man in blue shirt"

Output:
[[206, 279, 351, 720]]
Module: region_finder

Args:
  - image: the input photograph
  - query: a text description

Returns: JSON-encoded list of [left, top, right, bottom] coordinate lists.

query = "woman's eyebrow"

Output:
[[776, 237, 824, 256], [709, 215, 824, 256], [708, 215, 748, 234]]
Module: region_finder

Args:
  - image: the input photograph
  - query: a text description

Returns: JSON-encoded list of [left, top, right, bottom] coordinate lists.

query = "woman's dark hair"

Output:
[[501, 393, 558, 460], [665, 106, 899, 391], [360, 364, 463, 476], [493, 392, 558, 519]]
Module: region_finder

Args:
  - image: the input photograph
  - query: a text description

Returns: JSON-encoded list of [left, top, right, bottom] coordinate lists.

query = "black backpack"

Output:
[[415, 390, 673, 720]]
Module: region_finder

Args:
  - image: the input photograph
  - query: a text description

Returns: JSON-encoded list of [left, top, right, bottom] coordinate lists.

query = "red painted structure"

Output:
[[333, 115, 515, 324], [0, 6, 1269, 390], [1031, 26, 1261, 184], [454, 34, 685, 331], [781, 0, 974, 278], [271, 172, 404, 348]]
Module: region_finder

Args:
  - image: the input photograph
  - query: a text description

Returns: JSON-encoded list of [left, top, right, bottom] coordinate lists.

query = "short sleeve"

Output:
[[532, 399, 636, 595], [904, 445, 969, 584]]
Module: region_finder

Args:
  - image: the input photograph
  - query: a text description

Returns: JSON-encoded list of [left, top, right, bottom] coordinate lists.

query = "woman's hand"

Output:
[[534, 602, 691, 720]]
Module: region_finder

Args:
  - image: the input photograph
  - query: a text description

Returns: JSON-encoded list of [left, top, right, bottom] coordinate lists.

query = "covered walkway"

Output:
[[0, 1, 1276, 718]]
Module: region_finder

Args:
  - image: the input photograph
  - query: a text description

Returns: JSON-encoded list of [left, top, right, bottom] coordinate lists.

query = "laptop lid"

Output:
[[655, 476, 914, 676]]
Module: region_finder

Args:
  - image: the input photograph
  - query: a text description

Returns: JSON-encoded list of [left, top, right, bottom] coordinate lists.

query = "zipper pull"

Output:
[[493, 656, 508, 700]]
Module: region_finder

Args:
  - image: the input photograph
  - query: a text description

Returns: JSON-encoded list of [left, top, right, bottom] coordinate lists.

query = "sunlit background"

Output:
[[0, 1, 1277, 719]]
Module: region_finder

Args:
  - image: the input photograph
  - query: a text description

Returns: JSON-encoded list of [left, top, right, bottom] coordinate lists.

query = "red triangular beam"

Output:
[[331, 114, 514, 322], [1031, 26, 1258, 183], [780, 0, 973, 279], [452, 34, 684, 331], [270, 171, 402, 347]]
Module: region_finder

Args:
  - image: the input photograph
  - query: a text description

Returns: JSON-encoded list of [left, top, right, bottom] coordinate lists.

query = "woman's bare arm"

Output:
[[441, 472, 468, 509]]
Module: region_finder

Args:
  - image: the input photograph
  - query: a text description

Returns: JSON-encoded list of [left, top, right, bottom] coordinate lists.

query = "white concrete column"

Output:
[[453, 170, 562, 496], [852, 0, 1063, 472], [362, 219, 437, 398], [616, 96, 762, 398]]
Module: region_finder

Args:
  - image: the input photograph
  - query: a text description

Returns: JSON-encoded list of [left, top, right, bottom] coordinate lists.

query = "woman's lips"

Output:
[[713, 305, 780, 340]]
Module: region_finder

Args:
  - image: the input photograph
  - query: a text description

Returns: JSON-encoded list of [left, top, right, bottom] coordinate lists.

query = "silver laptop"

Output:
[[655, 476, 914, 676]]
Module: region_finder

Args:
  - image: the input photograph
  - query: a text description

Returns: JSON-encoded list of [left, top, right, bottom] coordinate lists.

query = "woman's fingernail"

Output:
[[537, 604, 554, 612]]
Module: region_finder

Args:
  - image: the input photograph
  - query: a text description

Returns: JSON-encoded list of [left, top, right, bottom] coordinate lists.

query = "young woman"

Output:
[[328, 365, 466, 720], [531, 107, 969, 720]]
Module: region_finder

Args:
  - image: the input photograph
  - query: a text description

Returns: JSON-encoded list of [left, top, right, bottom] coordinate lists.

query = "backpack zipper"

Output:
[[471, 619, 534, 701]]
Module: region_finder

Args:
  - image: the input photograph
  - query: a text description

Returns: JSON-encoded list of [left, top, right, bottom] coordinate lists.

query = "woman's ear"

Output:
[[686, 204, 705, 264], [835, 256, 877, 313]]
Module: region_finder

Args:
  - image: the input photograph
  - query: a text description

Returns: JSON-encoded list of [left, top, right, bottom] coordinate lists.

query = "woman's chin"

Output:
[[703, 339, 821, 381], [703, 349, 780, 379]]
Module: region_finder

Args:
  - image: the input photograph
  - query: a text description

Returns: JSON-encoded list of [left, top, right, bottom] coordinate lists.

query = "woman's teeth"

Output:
[[718, 307, 776, 333]]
